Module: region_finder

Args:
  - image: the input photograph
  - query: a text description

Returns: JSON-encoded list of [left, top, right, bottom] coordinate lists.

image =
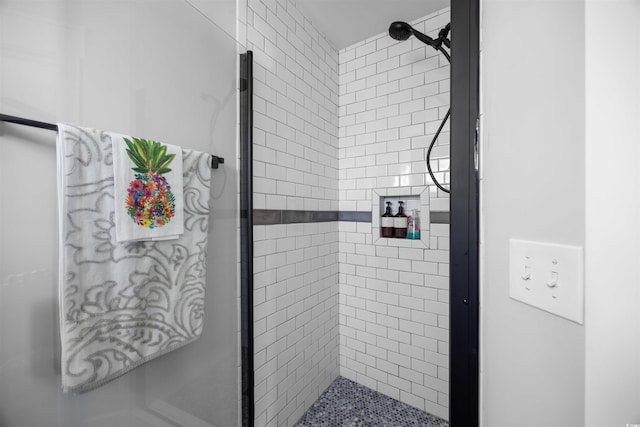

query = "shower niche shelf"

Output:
[[372, 187, 430, 248]]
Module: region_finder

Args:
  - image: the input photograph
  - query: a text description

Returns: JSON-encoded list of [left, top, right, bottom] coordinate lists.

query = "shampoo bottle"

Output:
[[381, 201, 394, 238], [394, 201, 408, 238]]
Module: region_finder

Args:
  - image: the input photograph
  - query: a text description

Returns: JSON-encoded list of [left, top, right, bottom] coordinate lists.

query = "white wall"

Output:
[[337, 9, 451, 420], [480, 1, 586, 426], [483, 1, 640, 425], [584, 1, 640, 425], [0, 1, 239, 425]]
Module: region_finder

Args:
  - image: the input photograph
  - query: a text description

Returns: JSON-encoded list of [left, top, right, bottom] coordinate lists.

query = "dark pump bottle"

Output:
[[381, 201, 394, 238], [394, 201, 408, 238]]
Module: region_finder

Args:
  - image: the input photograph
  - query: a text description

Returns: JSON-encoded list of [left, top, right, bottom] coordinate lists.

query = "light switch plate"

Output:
[[509, 239, 584, 324]]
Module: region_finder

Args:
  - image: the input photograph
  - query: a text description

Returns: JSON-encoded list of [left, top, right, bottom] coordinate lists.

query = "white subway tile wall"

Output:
[[337, 8, 451, 421], [248, 0, 339, 213], [244, 0, 450, 424], [243, 0, 340, 426], [253, 222, 340, 426]]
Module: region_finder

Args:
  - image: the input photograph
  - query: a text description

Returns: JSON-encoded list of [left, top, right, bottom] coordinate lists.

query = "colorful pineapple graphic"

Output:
[[124, 137, 176, 228]]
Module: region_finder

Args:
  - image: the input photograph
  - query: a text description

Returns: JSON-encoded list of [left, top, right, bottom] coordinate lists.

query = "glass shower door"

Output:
[[0, 1, 239, 425]]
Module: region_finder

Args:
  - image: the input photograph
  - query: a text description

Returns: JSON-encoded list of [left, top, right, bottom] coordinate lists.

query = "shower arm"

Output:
[[412, 25, 451, 62]]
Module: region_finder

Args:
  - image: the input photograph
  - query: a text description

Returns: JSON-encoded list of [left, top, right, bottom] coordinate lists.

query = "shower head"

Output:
[[388, 21, 450, 51], [388, 21, 436, 48], [388, 21, 413, 41]]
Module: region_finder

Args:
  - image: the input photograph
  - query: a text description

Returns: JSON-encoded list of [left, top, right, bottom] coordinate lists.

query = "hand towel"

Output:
[[112, 134, 184, 242], [56, 123, 211, 394]]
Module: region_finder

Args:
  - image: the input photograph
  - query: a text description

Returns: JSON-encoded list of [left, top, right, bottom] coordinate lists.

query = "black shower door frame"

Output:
[[449, 1, 480, 426]]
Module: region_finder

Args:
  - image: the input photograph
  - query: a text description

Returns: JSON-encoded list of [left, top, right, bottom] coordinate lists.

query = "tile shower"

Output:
[[337, 9, 451, 420], [241, 0, 451, 425], [0, 0, 450, 425]]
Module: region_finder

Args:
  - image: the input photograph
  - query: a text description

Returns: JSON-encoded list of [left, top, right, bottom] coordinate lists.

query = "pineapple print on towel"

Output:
[[113, 134, 184, 242], [124, 137, 176, 229]]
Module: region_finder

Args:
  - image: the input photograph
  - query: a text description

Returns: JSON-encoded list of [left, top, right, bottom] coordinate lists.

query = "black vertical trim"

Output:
[[240, 51, 254, 427], [450, 2, 480, 427]]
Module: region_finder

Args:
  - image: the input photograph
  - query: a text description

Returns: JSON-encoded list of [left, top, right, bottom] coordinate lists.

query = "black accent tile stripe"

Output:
[[315, 210, 340, 223], [282, 210, 313, 224], [283, 210, 339, 224], [254, 210, 340, 225], [253, 209, 282, 225], [253, 209, 450, 225], [338, 211, 372, 222]]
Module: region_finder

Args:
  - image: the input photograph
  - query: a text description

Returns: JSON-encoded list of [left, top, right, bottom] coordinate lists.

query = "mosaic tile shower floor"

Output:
[[294, 376, 449, 427]]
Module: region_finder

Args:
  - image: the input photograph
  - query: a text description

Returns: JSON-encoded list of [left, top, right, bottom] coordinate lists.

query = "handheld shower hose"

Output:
[[389, 21, 451, 194]]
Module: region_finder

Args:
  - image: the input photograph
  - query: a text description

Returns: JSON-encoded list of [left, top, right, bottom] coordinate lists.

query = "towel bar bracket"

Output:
[[210, 155, 224, 169]]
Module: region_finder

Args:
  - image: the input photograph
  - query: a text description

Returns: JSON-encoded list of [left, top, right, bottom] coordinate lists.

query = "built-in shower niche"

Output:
[[372, 187, 430, 248]]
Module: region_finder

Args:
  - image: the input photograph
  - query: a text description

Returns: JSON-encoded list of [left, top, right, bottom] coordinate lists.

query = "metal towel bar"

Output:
[[0, 113, 225, 169]]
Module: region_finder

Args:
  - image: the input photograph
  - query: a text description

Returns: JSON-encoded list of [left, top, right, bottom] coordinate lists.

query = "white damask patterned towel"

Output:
[[56, 123, 211, 393]]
